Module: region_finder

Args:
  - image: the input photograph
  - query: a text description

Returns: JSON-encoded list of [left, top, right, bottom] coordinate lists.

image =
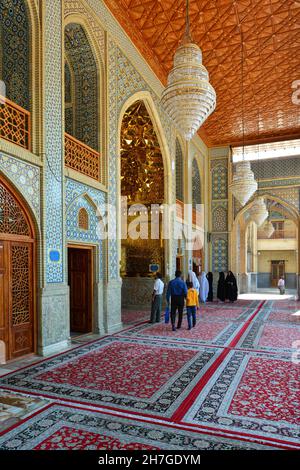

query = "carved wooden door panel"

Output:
[[0, 179, 35, 360], [0, 242, 9, 357], [9, 242, 33, 359]]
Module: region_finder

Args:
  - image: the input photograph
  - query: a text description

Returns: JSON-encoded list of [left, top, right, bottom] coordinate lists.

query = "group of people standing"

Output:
[[150, 269, 238, 331]]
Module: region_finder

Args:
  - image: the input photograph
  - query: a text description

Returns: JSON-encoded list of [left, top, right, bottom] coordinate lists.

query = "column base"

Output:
[[104, 278, 123, 333], [238, 273, 257, 293], [39, 284, 70, 356], [94, 281, 105, 335]]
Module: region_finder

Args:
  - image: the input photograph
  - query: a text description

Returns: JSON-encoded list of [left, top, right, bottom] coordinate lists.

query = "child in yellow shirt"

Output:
[[186, 282, 199, 330]]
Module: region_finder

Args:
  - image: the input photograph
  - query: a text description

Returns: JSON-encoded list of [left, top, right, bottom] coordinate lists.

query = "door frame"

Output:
[[271, 260, 285, 288], [67, 243, 95, 334], [0, 177, 37, 360]]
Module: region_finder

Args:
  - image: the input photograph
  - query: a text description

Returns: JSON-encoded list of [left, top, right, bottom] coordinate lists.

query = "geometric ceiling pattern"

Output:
[[104, 0, 300, 146]]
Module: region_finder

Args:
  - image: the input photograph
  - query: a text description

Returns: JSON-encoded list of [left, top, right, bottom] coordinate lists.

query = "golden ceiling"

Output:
[[104, 0, 300, 146]]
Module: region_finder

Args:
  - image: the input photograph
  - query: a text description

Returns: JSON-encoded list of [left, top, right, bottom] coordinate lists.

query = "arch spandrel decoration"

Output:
[[0, 181, 31, 237]]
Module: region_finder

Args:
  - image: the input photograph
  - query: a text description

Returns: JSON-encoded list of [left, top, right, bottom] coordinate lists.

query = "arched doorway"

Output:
[[120, 100, 165, 307], [0, 176, 36, 360], [232, 195, 299, 293]]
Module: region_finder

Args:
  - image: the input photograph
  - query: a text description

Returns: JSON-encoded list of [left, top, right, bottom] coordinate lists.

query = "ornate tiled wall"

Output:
[[251, 157, 300, 180], [176, 139, 184, 201], [64, 23, 98, 151], [210, 157, 229, 273], [65, 178, 106, 279], [212, 235, 228, 273], [0, 153, 40, 224], [1, 0, 30, 110], [192, 158, 201, 207], [44, 0, 64, 284], [212, 201, 228, 232]]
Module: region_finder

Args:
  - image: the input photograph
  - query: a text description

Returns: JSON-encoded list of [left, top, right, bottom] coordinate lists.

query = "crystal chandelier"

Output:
[[230, 31, 257, 207], [229, 161, 257, 206], [161, 0, 216, 140], [263, 219, 275, 238], [249, 196, 268, 226]]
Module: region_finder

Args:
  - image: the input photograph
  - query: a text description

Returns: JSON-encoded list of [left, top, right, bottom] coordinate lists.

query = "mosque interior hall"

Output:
[[0, 0, 300, 453]]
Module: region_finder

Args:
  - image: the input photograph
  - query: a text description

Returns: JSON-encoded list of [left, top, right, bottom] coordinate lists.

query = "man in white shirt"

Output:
[[150, 273, 164, 323], [278, 277, 285, 295]]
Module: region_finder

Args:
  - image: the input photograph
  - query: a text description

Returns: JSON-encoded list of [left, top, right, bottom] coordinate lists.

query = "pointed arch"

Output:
[[117, 92, 172, 283], [117, 91, 172, 206], [0, 173, 37, 360], [64, 22, 99, 151]]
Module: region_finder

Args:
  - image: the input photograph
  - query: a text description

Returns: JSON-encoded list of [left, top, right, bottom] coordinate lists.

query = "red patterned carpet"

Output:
[[121, 309, 150, 324], [0, 297, 300, 450]]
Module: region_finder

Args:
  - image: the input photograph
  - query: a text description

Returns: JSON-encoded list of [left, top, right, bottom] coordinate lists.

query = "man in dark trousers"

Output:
[[166, 270, 188, 332]]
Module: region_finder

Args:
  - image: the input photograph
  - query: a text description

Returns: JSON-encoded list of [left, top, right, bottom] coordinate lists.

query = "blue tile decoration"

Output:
[[176, 139, 184, 201], [212, 164, 228, 200], [65, 24, 98, 151], [211, 159, 228, 272], [1, 0, 30, 110], [66, 178, 106, 279], [252, 157, 300, 180], [212, 201, 228, 232], [0, 153, 40, 223], [44, 0, 64, 283], [192, 158, 202, 207], [49, 250, 61, 263], [212, 236, 228, 273]]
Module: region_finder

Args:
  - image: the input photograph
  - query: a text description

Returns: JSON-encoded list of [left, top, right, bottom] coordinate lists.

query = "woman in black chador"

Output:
[[225, 271, 238, 302], [217, 272, 226, 302], [206, 272, 213, 302]]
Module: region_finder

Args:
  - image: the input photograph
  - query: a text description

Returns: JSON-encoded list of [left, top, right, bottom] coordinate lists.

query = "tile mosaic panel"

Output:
[[44, 0, 64, 283], [1, 0, 30, 110], [0, 153, 40, 223], [66, 178, 106, 279]]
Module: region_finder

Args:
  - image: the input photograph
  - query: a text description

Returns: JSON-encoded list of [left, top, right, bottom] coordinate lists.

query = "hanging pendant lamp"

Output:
[[161, 0, 216, 140], [230, 30, 257, 206], [249, 196, 268, 226], [263, 219, 275, 238], [229, 161, 257, 206]]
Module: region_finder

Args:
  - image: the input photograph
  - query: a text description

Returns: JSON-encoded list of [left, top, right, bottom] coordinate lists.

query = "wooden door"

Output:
[[271, 261, 285, 287], [68, 247, 92, 333], [0, 242, 8, 357], [0, 179, 35, 360]]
